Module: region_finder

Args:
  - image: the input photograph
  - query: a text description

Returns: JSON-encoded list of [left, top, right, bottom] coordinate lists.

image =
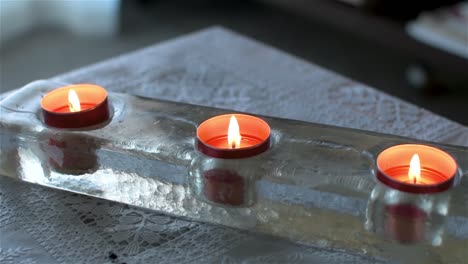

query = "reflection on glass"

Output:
[[189, 156, 259, 207], [365, 182, 451, 245]]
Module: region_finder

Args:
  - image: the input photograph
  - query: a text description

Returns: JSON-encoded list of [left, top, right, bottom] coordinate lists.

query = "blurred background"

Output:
[[1, 0, 467, 124]]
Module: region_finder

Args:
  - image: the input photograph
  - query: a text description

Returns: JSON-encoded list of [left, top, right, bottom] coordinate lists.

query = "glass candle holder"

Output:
[[2, 80, 468, 262]]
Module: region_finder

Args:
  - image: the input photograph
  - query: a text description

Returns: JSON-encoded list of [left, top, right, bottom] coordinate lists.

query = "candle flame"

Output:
[[408, 154, 421, 184], [68, 89, 81, 112], [228, 115, 241, 149]]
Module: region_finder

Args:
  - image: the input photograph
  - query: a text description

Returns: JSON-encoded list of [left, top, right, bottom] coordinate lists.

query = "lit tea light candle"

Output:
[[41, 84, 110, 128], [196, 114, 271, 159], [368, 144, 456, 243], [376, 144, 458, 193], [196, 114, 270, 206]]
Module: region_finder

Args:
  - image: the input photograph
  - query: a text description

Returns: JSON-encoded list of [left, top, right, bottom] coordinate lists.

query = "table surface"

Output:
[[1, 26, 467, 264]]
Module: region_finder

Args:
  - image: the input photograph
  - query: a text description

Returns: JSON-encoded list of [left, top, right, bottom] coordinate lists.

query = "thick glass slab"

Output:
[[1, 80, 467, 263]]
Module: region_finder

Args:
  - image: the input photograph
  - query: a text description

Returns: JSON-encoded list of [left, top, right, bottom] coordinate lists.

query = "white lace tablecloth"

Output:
[[1, 27, 467, 264]]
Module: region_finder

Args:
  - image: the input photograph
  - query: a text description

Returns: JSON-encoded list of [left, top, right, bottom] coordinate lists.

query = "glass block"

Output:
[[1, 80, 467, 262]]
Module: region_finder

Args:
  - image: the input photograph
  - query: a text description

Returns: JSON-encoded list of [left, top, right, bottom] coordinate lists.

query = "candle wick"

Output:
[[68, 102, 76, 112], [413, 177, 416, 184], [231, 142, 236, 149]]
